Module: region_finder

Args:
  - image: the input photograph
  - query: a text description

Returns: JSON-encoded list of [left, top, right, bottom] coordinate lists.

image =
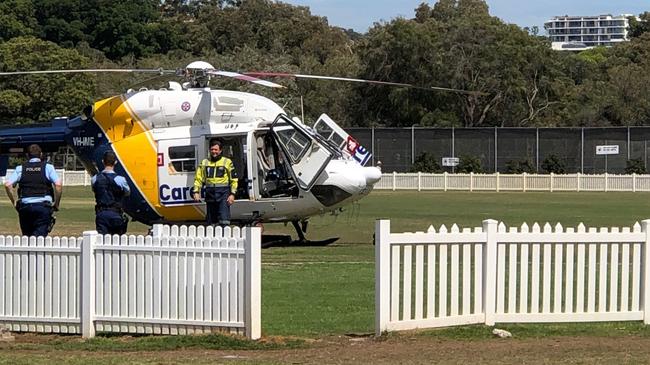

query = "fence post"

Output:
[[482, 219, 498, 326], [418, 172, 422, 192], [550, 173, 554, 193], [444, 172, 448, 192], [522, 172, 527, 192], [60, 169, 66, 186], [470, 172, 474, 192], [81, 230, 97, 338], [577, 172, 581, 192], [392, 171, 397, 191], [642, 220, 650, 324], [496, 172, 500, 192], [605, 172, 609, 192], [633, 173, 637, 193], [245, 227, 262, 339], [375, 219, 391, 336]]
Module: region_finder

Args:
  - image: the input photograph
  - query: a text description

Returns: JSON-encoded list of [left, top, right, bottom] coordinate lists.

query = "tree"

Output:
[[33, 0, 184, 60], [628, 12, 650, 38], [0, 37, 95, 124], [356, 0, 571, 128], [0, 0, 38, 42]]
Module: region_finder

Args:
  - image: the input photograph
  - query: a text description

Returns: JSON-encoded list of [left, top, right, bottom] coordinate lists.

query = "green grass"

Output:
[[2, 188, 650, 339], [411, 321, 650, 340], [6, 332, 303, 352]]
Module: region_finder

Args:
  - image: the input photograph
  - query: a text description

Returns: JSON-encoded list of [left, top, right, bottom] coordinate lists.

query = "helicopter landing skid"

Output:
[[260, 235, 339, 248], [260, 220, 339, 248]]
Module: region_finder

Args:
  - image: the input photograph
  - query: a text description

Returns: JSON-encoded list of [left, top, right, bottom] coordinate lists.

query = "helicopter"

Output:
[[0, 61, 477, 245]]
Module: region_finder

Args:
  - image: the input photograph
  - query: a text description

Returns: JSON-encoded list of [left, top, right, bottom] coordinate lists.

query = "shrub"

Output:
[[625, 159, 646, 174], [541, 154, 566, 174], [458, 155, 483, 173], [409, 152, 442, 173], [505, 159, 535, 174]]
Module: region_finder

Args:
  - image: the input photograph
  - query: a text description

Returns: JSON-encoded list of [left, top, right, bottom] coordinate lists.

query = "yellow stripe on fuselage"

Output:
[[93, 95, 203, 221]]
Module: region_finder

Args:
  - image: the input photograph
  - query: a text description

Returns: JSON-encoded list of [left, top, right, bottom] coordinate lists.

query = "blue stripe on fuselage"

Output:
[[65, 116, 162, 225]]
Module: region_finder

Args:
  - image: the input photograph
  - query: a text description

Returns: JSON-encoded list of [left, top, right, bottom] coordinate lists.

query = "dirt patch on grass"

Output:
[[4, 333, 650, 364]]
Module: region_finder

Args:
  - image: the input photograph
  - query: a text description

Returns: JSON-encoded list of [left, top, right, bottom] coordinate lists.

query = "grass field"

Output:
[[3, 189, 650, 363], [2, 188, 650, 337]]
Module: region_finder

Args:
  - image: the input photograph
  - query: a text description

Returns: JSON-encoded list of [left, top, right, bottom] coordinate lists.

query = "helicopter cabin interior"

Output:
[[157, 130, 299, 206]]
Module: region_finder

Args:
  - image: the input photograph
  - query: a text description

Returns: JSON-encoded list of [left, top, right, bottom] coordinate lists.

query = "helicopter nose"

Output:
[[363, 166, 382, 186]]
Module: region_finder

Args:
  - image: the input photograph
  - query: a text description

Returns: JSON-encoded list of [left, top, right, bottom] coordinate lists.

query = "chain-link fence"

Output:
[[346, 126, 650, 174]]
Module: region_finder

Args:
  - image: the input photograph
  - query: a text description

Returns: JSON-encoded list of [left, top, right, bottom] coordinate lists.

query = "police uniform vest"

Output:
[[18, 161, 54, 199], [94, 172, 125, 212]]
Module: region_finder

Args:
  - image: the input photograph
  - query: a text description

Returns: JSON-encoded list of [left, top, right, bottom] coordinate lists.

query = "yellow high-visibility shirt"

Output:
[[193, 156, 238, 195]]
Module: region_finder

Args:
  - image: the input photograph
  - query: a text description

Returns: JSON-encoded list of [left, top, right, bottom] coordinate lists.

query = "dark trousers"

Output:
[[18, 203, 53, 237], [205, 187, 230, 226], [96, 210, 128, 235]]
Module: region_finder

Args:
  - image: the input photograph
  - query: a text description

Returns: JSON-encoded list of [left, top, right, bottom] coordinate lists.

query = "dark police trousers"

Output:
[[205, 186, 230, 226], [96, 210, 128, 235], [18, 203, 53, 237]]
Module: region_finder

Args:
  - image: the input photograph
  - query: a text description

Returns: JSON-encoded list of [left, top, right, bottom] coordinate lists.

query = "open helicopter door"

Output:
[[313, 114, 372, 166], [157, 137, 203, 206], [271, 115, 333, 190]]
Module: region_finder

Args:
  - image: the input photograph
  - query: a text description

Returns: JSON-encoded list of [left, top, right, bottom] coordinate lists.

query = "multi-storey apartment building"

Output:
[[544, 14, 634, 51]]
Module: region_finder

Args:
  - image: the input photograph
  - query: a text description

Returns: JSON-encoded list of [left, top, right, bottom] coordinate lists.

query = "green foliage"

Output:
[[505, 159, 535, 174], [0, 0, 37, 42], [357, 0, 571, 128], [625, 159, 647, 174], [628, 12, 650, 38], [409, 152, 442, 173], [0, 0, 649, 128], [0, 36, 95, 123], [33, 0, 182, 60], [457, 155, 482, 173], [541, 154, 567, 174]]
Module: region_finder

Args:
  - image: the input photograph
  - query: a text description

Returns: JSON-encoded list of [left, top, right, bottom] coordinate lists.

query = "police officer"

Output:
[[192, 139, 238, 226], [4, 144, 62, 237], [92, 151, 130, 235]]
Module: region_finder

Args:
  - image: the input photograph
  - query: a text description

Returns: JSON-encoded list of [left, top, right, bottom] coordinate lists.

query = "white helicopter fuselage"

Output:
[[86, 86, 380, 225]]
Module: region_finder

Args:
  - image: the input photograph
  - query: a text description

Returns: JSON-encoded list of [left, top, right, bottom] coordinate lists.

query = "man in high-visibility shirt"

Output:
[[192, 139, 238, 226]]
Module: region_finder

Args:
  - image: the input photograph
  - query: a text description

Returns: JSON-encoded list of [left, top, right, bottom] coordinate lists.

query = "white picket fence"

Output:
[[3, 169, 91, 186], [375, 219, 650, 335], [5, 170, 650, 192], [376, 172, 650, 192], [0, 225, 261, 339]]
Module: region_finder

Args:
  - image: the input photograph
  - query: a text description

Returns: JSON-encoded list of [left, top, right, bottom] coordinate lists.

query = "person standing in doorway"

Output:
[[92, 151, 130, 235], [4, 144, 62, 237], [192, 139, 238, 226]]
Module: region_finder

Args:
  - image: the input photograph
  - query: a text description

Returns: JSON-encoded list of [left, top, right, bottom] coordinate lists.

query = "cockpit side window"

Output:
[[168, 145, 196, 173], [274, 127, 311, 163]]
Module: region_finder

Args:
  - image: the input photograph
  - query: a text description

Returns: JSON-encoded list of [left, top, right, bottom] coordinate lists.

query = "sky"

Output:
[[282, 0, 649, 33]]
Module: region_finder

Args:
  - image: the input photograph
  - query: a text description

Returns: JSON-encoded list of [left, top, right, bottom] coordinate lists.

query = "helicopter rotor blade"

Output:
[[243, 72, 485, 95], [0, 68, 175, 76], [207, 70, 285, 88]]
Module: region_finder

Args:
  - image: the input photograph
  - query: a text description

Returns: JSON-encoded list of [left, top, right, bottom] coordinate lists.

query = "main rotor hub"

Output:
[[183, 61, 215, 88]]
